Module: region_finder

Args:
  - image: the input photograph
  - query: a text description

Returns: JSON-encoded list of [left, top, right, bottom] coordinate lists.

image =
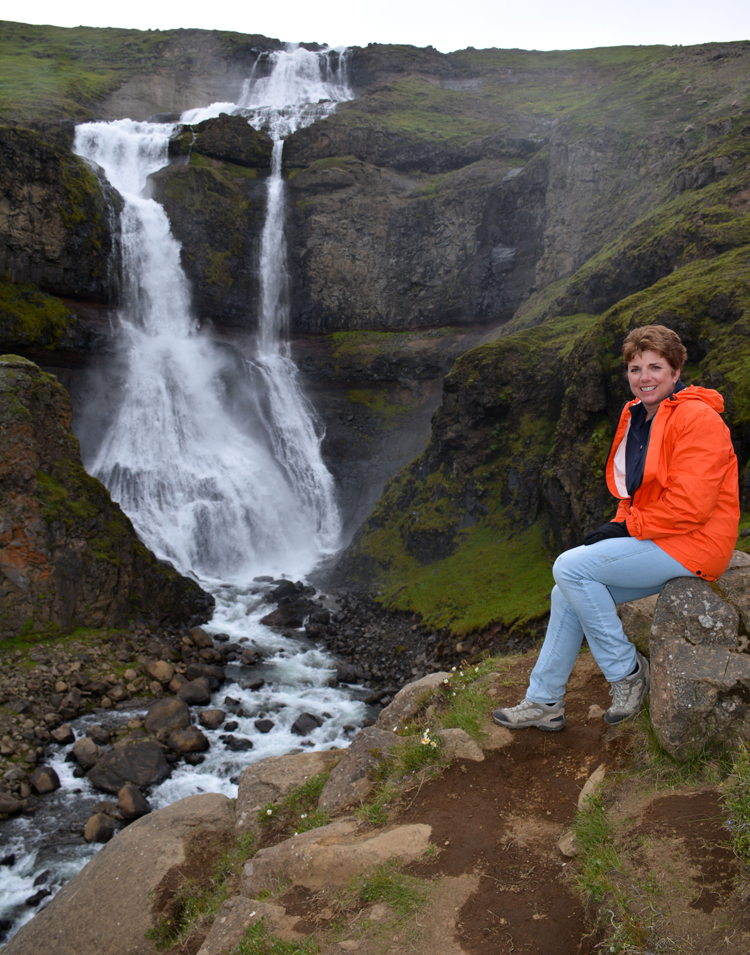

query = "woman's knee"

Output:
[[552, 546, 585, 587]]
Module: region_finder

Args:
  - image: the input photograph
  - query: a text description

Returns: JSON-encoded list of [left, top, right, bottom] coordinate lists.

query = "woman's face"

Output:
[[627, 349, 680, 419]]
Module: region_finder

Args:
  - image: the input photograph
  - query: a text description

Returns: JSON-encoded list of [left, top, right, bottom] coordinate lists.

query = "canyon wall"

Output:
[[1, 22, 749, 636]]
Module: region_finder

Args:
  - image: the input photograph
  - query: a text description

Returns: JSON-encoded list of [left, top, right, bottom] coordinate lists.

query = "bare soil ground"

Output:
[[282, 653, 748, 955]]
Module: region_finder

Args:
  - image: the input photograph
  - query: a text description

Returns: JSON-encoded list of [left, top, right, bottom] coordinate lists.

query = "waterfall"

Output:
[[73, 46, 352, 581]]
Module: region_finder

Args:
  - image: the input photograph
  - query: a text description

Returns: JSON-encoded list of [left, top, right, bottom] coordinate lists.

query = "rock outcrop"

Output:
[[0, 356, 213, 638], [650, 553, 750, 759], [2, 793, 235, 955], [0, 125, 121, 304]]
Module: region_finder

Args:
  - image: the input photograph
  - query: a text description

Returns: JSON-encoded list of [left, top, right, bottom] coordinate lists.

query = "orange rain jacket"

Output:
[[605, 385, 740, 581]]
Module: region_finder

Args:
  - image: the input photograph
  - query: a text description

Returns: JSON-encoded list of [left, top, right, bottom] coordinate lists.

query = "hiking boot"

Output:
[[604, 651, 650, 725], [493, 698, 566, 732]]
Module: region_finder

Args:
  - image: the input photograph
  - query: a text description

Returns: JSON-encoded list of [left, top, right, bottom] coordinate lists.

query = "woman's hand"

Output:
[[581, 521, 631, 546]]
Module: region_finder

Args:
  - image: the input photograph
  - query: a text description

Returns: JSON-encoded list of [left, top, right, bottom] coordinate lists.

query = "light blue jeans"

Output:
[[527, 537, 694, 704]]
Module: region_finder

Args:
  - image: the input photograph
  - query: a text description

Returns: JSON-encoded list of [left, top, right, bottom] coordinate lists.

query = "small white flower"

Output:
[[300, 813, 307, 819], [443, 678, 449, 684], [266, 809, 273, 815]]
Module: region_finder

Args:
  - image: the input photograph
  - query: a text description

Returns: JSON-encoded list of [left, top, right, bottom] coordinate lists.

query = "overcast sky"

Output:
[[13, 1, 750, 52]]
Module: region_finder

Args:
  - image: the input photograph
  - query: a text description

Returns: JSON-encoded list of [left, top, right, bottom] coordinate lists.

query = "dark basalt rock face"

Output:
[[0, 356, 214, 639], [0, 125, 122, 304], [150, 159, 269, 330]]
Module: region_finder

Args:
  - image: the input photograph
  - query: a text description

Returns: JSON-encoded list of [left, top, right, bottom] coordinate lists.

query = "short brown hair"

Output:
[[622, 325, 687, 371]]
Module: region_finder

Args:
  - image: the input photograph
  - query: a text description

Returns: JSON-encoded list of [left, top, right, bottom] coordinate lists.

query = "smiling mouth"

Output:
[[640, 386, 658, 393]]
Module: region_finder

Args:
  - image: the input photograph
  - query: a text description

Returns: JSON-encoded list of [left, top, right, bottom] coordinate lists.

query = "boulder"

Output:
[[178, 678, 212, 706], [290, 712, 323, 736], [650, 575, 750, 759], [87, 741, 171, 794], [51, 723, 75, 745], [118, 783, 151, 820], [28, 766, 60, 794], [2, 793, 234, 955], [199, 709, 226, 730], [375, 672, 451, 730], [169, 726, 210, 754], [144, 698, 190, 739], [0, 792, 26, 814], [219, 734, 253, 752], [145, 660, 175, 685], [236, 750, 343, 836], [189, 627, 214, 649], [241, 820, 432, 897], [71, 737, 102, 770], [185, 663, 225, 686], [86, 725, 111, 745], [318, 726, 399, 814], [83, 813, 114, 844]]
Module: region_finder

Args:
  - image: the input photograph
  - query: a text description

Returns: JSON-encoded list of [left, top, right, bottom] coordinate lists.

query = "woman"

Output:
[[494, 325, 740, 731]]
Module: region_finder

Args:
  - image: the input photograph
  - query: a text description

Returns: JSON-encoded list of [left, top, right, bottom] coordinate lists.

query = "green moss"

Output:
[[0, 278, 76, 350], [204, 248, 233, 287], [364, 506, 552, 635]]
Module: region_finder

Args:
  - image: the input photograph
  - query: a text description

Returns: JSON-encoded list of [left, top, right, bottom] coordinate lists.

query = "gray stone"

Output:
[[118, 782, 151, 820], [71, 737, 102, 770], [651, 577, 738, 649], [376, 672, 452, 730], [291, 712, 323, 736], [318, 726, 399, 814], [2, 793, 234, 955], [84, 812, 114, 844], [145, 660, 175, 684], [169, 726, 210, 754], [650, 575, 750, 759], [199, 708, 226, 730], [29, 766, 60, 794], [236, 750, 343, 836], [178, 678, 212, 706], [144, 698, 190, 739], [241, 820, 432, 897], [0, 792, 26, 814], [51, 723, 74, 745], [189, 627, 214, 649], [436, 728, 484, 762], [716, 550, 750, 641], [86, 724, 111, 746], [87, 741, 171, 794]]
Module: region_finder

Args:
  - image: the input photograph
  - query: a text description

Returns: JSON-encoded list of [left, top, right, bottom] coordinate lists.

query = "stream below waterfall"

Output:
[[1, 46, 362, 946]]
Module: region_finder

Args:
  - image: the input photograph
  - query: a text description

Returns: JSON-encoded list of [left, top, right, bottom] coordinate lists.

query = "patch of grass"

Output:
[[230, 919, 318, 955], [349, 861, 427, 916], [573, 792, 624, 903], [257, 772, 333, 836], [436, 671, 494, 742], [723, 742, 750, 874]]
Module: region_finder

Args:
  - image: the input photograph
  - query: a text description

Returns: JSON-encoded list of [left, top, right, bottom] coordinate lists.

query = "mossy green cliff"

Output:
[[0, 356, 213, 639]]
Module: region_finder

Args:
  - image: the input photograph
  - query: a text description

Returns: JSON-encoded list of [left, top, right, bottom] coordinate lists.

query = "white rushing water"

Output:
[[0, 46, 360, 947], [72, 45, 351, 580]]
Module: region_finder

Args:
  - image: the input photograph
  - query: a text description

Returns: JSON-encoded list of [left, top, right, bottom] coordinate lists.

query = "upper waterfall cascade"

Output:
[[74, 46, 352, 581]]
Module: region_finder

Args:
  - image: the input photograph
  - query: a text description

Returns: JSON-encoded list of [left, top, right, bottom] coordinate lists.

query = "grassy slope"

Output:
[[0, 21, 274, 121]]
